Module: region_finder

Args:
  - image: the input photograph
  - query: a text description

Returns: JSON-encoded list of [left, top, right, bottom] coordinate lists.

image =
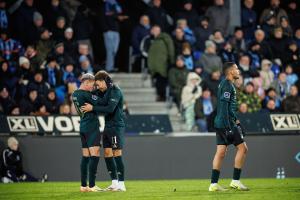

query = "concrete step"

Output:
[[123, 94, 156, 103], [111, 73, 150, 79], [127, 102, 168, 114], [114, 79, 152, 88]]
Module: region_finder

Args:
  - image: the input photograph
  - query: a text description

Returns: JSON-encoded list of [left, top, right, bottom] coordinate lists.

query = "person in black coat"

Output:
[[44, 89, 60, 114], [52, 16, 66, 41], [44, 0, 69, 31], [193, 16, 212, 52], [49, 41, 74, 67], [173, 27, 188, 56], [19, 88, 41, 114], [131, 15, 151, 56], [146, 0, 170, 32], [175, 0, 199, 29], [42, 56, 62, 88], [27, 70, 50, 100], [0, 86, 15, 114], [63, 28, 77, 60], [201, 69, 221, 97], [248, 29, 273, 60]]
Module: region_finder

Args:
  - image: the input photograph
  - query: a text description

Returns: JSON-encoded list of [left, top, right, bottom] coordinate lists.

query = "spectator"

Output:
[[261, 15, 276, 39], [146, 0, 170, 32], [295, 28, 300, 48], [238, 82, 261, 113], [208, 30, 225, 53], [287, 1, 300, 31], [285, 41, 300, 69], [280, 16, 293, 38], [196, 40, 223, 76], [0, 30, 23, 62], [205, 0, 229, 36], [259, 0, 288, 26], [282, 85, 300, 113], [229, 27, 247, 57], [131, 15, 150, 56], [10, 106, 20, 115], [261, 98, 279, 113], [175, 0, 198, 29], [32, 104, 50, 116], [63, 28, 77, 60], [14, 0, 37, 46], [148, 25, 175, 101], [181, 72, 202, 131], [238, 54, 255, 81], [173, 28, 187, 56], [219, 42, 236, 63], [62, 63, 79, 95], [59, 103, 71, 115], [193, 16, 212, 52], [0, 87, 15, 114], [43, 56, 62, 89], [24, 44, 43, 72], [52, 16, 66, 41], [285, 64, 298, 86], [168, 55, 189, 108], [102, 0, 128, 72], [0, 0, 8, 30], [241, 0, 257, 41], [36, 28, 55, 62], [45, 0, 69, 31], [271, 72, 290, 100], [259, 59, 274, 90], [72, 5, 93, 58], [181, 42, 194, 71], [19, 89, 40, 114], [76, 43, 93, 68], [79, 55, 93, 74], [176, 19, 196, 46], [263, 87, 281, 109], [49, 41, 73, 67], [201, 69, 221, 97], [45, 89, 60, 114], [1, 137, 47, 183], [31, 12, 44, 45], [16, 56, 34, 99], [194, 88, 216, 132], [239, 102, 248, 113], [0, 61, 18, 96], [27, 70, 50, 99]]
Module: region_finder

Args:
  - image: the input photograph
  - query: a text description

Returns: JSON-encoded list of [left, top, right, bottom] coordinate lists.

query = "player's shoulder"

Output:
[[111, 85, 123, 95], [221, 79, 234, 90]]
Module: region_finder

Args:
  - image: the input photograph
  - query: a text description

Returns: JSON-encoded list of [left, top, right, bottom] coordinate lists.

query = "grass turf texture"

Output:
[[0, 178, 299, 200]]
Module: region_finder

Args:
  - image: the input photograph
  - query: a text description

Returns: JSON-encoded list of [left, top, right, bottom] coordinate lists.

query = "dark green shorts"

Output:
[[102, 127, 125, 149], [80, 131, 101, 148], [216, 127, 244, 146]]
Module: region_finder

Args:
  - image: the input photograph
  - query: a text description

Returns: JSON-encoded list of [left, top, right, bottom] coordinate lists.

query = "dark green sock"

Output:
[[211, 169, 220, 183], [88, 156, 99, 187], [80, 156, 89, 187], [105, 157, 118, 180], [114, 156, 125, 181], [233, 168, 242, 180]]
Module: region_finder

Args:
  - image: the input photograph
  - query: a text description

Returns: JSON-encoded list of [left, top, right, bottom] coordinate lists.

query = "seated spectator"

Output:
[[239, 102, 248, 114], [285, 64, 298, 85], [176, 18, 196, 46], [168, 55, 189, 108], [36, 28, 56, 62], [241, 0, 257, 41], [146, 0, 170, 32], [173, 27, 187, 56], [75, 43, 93, 69], [175, 0, 198, 29], [238, 54, 256, 82], [59, 103, 71, 115], [131, 15, 151, 56], [261, 15, 276, 39], [193, 16, 212, 52], [259, 59, 274, 90], [24, 44, 43, 72], [32, 105, 50, 116], [0, 61, 18, 96], [205, 0, 229, 36], [263, 87, 281, 109], [19, 89, 41, 115], [209, 30, 225, 53], [219, 42, 236, 63], [0, 87, 15, 114], [238, 82, 261, 113], [52, 16, 67, 41], [79, 55, 93, 74], [10, 106, 21, 115], [62, 63, 79, 95], [287, 1, 300, 31], [234, 74, 245, 99], [16, 56, 35, 99], [282, 85, 300, 113], [181, 72, 202, 131], [269, 27, 290, 65], [0, 0, 8, 30], [31, 12, 44, 44], [228, 27, 247, 56], [1, 137, 48, 183], [27, 70, 50, 99], [148, 25, 175, 101], [181, 42, 194, 71], [50, 41, 73, 67], [261, 98, 279, 113], [280, 16, 293, 38], [43, 56, 62, 89], [45, 89, 60, 114], [0, 29, 23, 62], [271, 72, 290, 100], [285, 41, 300, 69], [196, 40, 222, 77], [45, 0, 69, 31], [63, 28, 77, 60], [259, 0, 288, 26], [194, 88, 216, 132], [201, 69, 221, 97]]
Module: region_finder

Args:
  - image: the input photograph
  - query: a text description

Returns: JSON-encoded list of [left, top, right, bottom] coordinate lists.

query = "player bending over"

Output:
[[209, 62, 249, 191], [81, 71, 126, 192]]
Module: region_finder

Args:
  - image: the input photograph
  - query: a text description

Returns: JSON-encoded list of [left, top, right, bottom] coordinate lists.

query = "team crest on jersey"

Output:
[[224, 92, 230, 98], [92, 95, 98, 100]]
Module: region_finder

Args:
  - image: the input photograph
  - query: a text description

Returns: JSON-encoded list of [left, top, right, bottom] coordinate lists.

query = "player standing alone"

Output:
[[209, 62, 249, 191]]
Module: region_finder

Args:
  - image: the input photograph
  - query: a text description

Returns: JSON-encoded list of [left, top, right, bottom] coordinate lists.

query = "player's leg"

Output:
[[113, 149, 126, 191], [80, 133, 90, 192], [104, 147, 119, 190], [230, 142, 249, 190]]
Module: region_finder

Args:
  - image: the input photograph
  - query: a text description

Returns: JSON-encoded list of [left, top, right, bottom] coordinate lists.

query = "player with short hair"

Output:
[[71, 73, 106, 192], [209, 62, 249, 191], [81, 70, 126, 192]]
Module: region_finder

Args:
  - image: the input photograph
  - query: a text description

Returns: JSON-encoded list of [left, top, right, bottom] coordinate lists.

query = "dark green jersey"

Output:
[[93, 85, 125, 129], [72, 89, 106, 133], [214, 79, 238, 129]]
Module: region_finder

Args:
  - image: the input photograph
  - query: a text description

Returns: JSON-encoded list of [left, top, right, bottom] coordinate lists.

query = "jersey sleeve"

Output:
[[86, 92, 108, 106], [220, 83, 232, 102], [92, 89, 121, 114], [220, 83, 232, 129]]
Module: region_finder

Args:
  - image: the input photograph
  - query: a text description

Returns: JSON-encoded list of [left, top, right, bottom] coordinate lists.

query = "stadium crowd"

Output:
[[0, 0, 300, 132]]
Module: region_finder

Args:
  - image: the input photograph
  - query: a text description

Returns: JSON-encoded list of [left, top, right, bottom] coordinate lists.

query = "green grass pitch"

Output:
[[0, 178, 299, 200]]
